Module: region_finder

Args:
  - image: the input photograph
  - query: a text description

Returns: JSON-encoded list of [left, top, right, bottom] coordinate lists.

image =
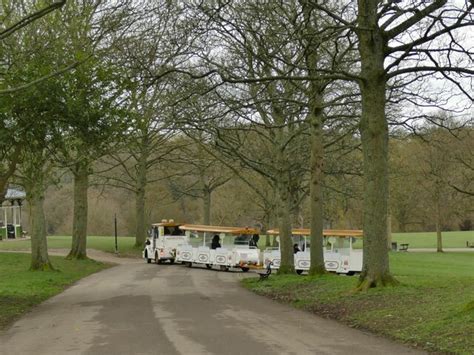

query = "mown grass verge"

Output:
[[392, 231, 474, 249], [0, 253, 110, 330], [242, 252, 474, 354], [0, 235, 142, 258]]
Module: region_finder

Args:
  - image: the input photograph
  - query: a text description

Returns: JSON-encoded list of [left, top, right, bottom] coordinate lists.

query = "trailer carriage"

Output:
[[263, 229, 363, 275], [176, 224, 262, 272]]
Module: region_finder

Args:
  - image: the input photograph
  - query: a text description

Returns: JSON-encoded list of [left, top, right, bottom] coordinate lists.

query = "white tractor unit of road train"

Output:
[[143, 220, 189, 264]]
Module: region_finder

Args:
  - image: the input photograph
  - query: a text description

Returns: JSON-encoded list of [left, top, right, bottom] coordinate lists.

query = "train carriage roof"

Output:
[[179, 224, 259, 235], [151, 222, 182, 227], [266, 229, 363, 237]]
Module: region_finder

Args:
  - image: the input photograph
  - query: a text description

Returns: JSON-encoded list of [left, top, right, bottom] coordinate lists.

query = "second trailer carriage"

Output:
[[176, 224, 262, 272], [263, 229, 363, 275]]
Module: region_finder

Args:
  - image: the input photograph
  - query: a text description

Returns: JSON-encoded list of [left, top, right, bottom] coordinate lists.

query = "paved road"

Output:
[[0, 258, 424, 355]]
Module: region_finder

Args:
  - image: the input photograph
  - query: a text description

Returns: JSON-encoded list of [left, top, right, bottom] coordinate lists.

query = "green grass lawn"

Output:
[[0, 253, 109, 329], [258, 231, 474, 250], [392, 231, 474, 248], [243, 252, 474, 354], [0, 235, 142, 257], [1, 231, 470, 255]]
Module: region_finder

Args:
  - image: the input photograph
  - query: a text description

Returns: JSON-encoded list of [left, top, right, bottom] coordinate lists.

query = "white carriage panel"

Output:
[[213, 248, 231, 266], [295, 251, 311, 271], [195, 246, 211, 264], [232, 247, 260, 266], [349, 250, 363, 272], [176, 245, 193, 262], [263, 249, 281, 269], [323, 251, 342, 272], [209, 250, 216, 264]]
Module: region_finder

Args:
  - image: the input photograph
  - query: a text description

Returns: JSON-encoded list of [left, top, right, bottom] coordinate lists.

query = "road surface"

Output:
[[0, 258, 424, 355]]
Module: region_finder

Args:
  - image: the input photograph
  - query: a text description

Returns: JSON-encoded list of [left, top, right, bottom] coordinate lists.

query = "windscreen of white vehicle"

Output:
[[163, 226, 185, 236]]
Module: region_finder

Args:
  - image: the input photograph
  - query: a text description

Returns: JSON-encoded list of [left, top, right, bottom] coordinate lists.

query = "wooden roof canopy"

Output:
[[179, 224, 260, 235], [151, 219, 182, 227], [266, 229, 363, 238]]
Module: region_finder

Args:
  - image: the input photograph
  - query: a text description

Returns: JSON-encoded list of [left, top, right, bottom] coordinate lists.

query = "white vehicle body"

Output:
[[263, 229, 363, 275], [176, 224, 261, 272], [143, 221, 189, 264]]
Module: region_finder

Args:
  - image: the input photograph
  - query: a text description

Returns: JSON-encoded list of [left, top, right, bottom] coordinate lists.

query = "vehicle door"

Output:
[[153, 226, 159, 251]]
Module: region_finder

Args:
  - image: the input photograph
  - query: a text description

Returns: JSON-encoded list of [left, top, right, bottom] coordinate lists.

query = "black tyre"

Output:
[[296, 269, 303, 275], [169, 259, 175, 265], [155, 252, 161, 264], [206, 264, 212, 269], [187, 262, 193, 268], [145, 251, 151, 264], [241, 267, 250, 272]]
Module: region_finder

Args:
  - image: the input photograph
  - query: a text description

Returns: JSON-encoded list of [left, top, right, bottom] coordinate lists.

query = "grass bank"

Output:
[[392, 231, 474, 248], [243, 252, 474, 354], [0, 235, 142, 257], [0, 253, 110, 329]]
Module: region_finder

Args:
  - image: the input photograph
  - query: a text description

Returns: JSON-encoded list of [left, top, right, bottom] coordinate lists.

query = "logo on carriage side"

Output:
[[215, 255, 226, 263], [273, 259, 281, 266], [298, 260, 310, 268], [325, 260, 339, 269], [198, 254, 208, 262], [181, 252, 191, 260]]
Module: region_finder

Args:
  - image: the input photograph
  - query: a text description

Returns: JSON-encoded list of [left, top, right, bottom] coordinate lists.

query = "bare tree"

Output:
[[167, 137, 231, 226], [305, 0, 473, 288], [97, 1, 203, 247]]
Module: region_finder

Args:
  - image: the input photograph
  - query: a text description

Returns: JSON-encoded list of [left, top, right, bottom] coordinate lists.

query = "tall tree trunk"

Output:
[[180, 198, 188, 222], [67, 163, 89, 259], [436, 219, 443, 252], [357, 0, 398, 289], [202, 188, 211, 225], [435, 188, 443, 252], [134, 153, 147, 247], [277, 179, 294, 274], [135, 187, 146, 247], [28, 188, 53, 271], [308, 95, 326, 275], [299, 1, 326, 275], [387, 199, 392, 250], [265, 234, 271, 247], [264, 209, 273, 247]]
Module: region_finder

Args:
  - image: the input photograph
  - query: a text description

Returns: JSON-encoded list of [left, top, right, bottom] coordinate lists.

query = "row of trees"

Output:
[[1, 1, 472, 290], [39, 126, 473, 235]]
